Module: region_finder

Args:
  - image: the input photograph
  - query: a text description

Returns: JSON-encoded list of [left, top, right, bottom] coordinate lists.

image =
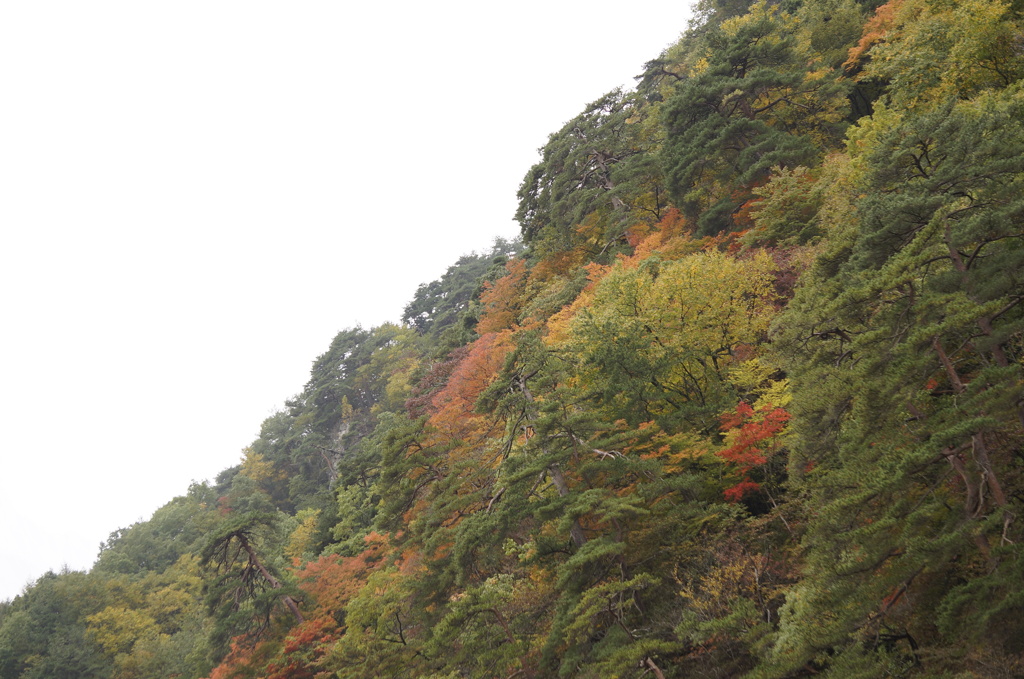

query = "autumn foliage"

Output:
[[6, 2, 1024, 678], [718, 402, 790, 501]]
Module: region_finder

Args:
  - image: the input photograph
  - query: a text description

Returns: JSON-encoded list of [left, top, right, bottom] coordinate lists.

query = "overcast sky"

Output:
[[0, 0, 691, 602]]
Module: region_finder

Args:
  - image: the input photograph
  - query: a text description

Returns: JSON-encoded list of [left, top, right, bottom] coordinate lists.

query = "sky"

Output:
[[0, 0, 692, 602]]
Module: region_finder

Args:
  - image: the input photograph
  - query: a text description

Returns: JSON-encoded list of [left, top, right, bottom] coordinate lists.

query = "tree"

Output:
[[402, 237, 523, 353], [565, 249, 777, 433], [0, 570, 116, 679], [766, 85, 1024, 675], [661, 1, 848, 235], [94, 483, 220, 577], [200, 513, 303, 656], [516, 89, 664, 257], [847, 0, 1024, 111]]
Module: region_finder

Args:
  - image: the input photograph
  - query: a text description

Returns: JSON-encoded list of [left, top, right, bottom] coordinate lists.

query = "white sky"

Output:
[[0, 0, 691, 602]]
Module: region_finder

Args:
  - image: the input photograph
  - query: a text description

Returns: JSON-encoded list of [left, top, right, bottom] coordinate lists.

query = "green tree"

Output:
[[200, 512, 303, 657], [767, 87, 1024, 675], [516, 89, 664, 257], [661, 1, 848, 235], [0, 570, 115, 679], [94, 482, 220, 577], [402, 237, 523, 354]]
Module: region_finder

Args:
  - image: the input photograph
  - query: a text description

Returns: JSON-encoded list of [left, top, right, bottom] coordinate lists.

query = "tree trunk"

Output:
[[548, 463, 587, 548], [238, 533, 304, 624]]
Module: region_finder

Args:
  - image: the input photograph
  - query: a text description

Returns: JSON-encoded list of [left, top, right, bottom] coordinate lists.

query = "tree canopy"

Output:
[[3, 1, 1022, 677]]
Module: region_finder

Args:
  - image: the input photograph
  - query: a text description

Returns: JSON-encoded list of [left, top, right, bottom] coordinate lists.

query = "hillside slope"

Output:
[[2, 0, 1022, 677]]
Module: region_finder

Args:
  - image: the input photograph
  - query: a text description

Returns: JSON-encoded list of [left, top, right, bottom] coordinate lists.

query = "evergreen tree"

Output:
[[661, 1, 847, 235], [768, 87, 1024, 675], [516, 89, 664, 258]]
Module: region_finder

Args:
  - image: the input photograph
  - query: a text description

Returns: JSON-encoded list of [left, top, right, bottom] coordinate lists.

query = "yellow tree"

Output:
[[565, 248, 777, 432]]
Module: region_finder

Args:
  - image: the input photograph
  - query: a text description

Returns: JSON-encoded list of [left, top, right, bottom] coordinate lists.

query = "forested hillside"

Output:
[[2, 0, 1022, 676]]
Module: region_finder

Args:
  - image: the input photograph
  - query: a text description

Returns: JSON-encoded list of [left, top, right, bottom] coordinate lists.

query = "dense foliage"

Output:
[[3, 0, 1022, 676]]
